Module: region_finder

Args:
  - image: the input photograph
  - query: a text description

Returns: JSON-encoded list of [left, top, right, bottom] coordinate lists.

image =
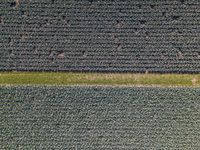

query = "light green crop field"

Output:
[[0, 72, 200, 87]]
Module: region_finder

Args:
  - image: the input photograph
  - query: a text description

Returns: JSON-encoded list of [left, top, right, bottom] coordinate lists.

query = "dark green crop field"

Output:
[[1, 86, 200, 149]]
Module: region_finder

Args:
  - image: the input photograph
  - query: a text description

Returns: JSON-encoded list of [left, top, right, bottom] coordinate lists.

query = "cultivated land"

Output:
[[0, 72, 200, 87], [1, 1, 200, 73], [1, 0, 200, 149], [1, 86, 200, 149]]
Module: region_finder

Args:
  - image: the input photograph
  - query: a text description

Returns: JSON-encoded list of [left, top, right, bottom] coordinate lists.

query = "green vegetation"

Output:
[[1, 86, 200, 149], [0, 72, 200, 87]]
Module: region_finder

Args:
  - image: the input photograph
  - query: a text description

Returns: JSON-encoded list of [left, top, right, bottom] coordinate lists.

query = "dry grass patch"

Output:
[[0, 72, 200, 87]]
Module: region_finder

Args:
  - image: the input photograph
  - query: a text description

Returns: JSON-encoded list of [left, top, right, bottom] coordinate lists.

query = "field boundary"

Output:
[[0, 72, 200, 87]]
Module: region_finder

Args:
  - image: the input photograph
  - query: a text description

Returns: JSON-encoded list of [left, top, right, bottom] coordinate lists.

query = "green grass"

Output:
[[0, 72, 200, 87]]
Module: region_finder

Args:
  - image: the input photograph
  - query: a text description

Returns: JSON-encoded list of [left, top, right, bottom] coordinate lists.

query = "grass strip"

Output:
[[0, 72, 199, 87]]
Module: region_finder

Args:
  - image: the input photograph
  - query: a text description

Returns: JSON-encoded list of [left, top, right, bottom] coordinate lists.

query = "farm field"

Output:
[[1, 0, 200, 149], [1, 86, 200, 149], [1, 0, 200, 73]]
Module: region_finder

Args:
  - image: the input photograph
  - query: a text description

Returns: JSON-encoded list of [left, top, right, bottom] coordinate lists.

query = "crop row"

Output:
[[0, 0, 200, 72], [1, 86, 200, 149]]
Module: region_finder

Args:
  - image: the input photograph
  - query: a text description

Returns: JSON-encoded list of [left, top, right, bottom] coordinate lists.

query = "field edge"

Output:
[[0, 72, 200, 87]]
